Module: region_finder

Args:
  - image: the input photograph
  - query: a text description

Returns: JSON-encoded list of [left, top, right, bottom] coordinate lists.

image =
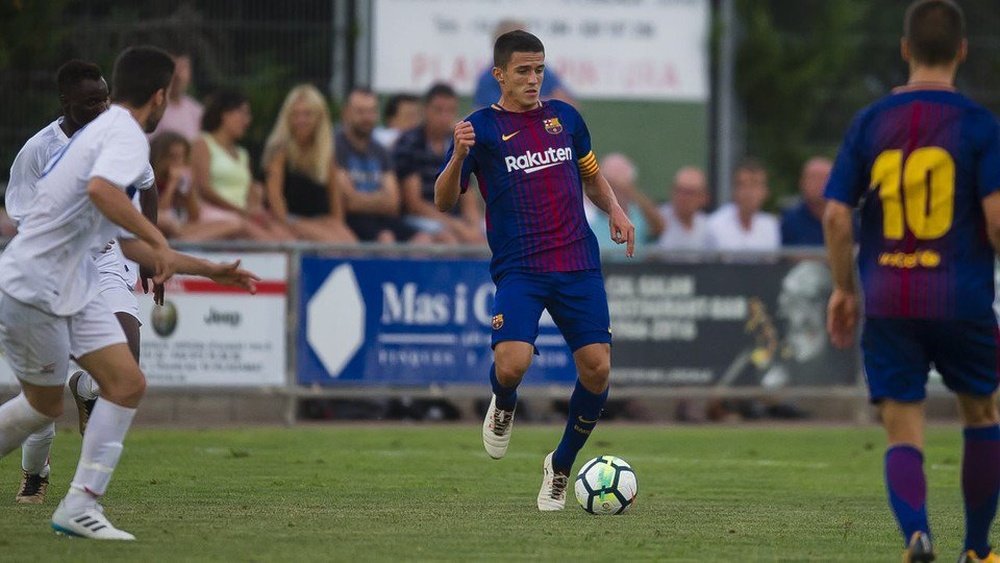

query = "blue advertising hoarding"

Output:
[[297, 257, 578, 386]]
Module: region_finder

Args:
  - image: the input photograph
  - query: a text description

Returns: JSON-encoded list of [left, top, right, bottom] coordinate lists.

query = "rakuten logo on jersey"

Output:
[[505, 147, 574, 174]]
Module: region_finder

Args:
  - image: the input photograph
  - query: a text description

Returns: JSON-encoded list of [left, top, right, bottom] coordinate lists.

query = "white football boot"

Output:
[[537, 451, 569, 511], [51, 497, 135, 540], [482, 395, 515, 459]]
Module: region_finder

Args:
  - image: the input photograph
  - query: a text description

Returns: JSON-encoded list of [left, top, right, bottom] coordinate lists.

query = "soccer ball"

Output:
[[574, 455, 637, 515]]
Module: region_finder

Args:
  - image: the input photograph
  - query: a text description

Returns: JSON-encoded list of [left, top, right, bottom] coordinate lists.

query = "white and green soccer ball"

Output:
[[574, 455, 637, 515]]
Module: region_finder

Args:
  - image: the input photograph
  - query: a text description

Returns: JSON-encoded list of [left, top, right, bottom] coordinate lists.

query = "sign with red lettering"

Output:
[[371, 0, 709, 101]]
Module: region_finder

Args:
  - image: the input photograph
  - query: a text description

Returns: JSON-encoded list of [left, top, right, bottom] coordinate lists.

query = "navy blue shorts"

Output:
[[862, 317, 999, 403], [491, 270, 612, 353]]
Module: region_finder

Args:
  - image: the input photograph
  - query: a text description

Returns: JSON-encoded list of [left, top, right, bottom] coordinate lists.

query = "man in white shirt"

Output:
[[0, 46, 258, 540], [657, 166, 712, 251], [706, 159, 780, 251], [7, 60, 161, 506]]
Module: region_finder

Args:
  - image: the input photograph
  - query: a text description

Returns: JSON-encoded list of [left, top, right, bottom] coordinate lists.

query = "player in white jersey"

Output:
[[0, 46, 259, 540], [6, 61, 161, 505]]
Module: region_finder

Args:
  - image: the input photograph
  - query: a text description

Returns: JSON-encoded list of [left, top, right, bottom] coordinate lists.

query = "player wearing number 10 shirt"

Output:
[[824, 1, 1000, 561]]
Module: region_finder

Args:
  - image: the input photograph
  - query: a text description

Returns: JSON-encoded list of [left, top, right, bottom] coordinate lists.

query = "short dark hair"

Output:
[[150, 131, 190, 175], [56, 60, 103, 96], [493, 30, 544, 69], [383, 93, 419, 122], [345, 87, 377, 110], [423, 82, 457, 105], [111, 46, 175, 106], [734, 158, 767, 176], [904, 0, 965, 66], [201, 89, 248, 132]]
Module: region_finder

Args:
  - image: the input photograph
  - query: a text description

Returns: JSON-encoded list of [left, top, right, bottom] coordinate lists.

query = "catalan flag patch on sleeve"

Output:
[[578, 151, 599, 178]]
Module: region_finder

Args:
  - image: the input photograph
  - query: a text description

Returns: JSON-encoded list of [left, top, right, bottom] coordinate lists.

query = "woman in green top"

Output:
[[191, 90, 293, 241]]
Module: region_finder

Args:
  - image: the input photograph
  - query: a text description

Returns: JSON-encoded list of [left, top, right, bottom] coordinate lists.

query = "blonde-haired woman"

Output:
[[263, 84, 355, 242]]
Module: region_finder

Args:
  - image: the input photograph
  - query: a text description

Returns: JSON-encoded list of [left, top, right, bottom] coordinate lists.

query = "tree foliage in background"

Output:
[[734, 0, 866, 203], [0, 0, 334, 183], [735, 0, 1000, 207]]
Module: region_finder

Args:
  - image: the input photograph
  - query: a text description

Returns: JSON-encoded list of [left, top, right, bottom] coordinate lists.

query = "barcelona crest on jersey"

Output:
[[544, 117, 563, 135]]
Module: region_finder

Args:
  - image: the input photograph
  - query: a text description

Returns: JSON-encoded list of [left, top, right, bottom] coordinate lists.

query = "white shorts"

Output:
[[0, 292, 126, 387], [99, 272, 140, 322]]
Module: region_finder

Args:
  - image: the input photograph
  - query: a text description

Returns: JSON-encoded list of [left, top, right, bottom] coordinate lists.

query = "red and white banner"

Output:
[[0, 252, 288, 388], [371, 0, 709, 101], [137, 252, 288, 387]]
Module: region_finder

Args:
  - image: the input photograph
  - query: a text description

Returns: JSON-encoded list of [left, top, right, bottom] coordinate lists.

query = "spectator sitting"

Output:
[[150, 50, 203, 141], [373, 93, 421, 149], [780, 156, 833, 246], [657, 166, 712, 250], [585, 153, 664, 253], [394, 83, 485, 245], [473, 19, 575, 108], [191, 89, 294, 241], [150, 132, 247, 241], [335, 88, 431, 244], [707, 159, 780, 251], [263, 84, 356, 243]]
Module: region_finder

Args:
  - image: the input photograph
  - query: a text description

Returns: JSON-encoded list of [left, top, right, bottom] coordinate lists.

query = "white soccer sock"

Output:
[[0, 393, 54, 459], [21, 422, 54, 475], [68, 398, 135, 503], [75, 371, 101, 401]]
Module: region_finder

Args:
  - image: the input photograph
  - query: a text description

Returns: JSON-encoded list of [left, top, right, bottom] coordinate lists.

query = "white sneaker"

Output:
[[537, 451, 569, 511], [482, 395, 515, 459], [51, 498, 135, 540]]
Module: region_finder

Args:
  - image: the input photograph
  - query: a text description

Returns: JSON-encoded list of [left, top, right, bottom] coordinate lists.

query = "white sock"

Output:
[[68, 398, 135, 503], [75, 371, 100, 401], [21, 422, 54, 475], [0, 393, 54, 458]]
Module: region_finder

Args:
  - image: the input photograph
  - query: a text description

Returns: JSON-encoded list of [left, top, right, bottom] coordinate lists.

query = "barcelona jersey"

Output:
[[443, 100, 601, 282], [825, 88, 1000, 320]]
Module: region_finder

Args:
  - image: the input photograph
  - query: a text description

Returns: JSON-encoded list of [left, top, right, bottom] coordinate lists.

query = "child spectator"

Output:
[[150, 132, 246, 241]]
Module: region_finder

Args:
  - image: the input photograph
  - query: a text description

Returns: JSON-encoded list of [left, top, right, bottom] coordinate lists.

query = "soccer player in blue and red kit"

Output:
[[435, 30, 635, 510], [824, 1, 1000, 560]]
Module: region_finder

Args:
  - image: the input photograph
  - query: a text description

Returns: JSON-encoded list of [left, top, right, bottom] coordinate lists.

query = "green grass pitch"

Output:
[[0, 424, 982, 561]]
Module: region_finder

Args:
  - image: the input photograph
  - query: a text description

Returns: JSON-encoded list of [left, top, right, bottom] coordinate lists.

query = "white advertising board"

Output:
[[136, 252, 287, 387], [0, 252, 287, 389], [372, 0, 709, 101]]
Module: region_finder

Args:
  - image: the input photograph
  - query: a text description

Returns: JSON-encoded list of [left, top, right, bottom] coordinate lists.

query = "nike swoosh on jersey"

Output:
[[501, 130, 521, 141], [577, 416, 598, 424]]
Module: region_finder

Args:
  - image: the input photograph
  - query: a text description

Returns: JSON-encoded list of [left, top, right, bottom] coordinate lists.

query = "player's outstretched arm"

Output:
[[434, 121, 475, 212], [119, 238, 260, 295], [583, 172, 635, 257], [822, 200, 859, 349]]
